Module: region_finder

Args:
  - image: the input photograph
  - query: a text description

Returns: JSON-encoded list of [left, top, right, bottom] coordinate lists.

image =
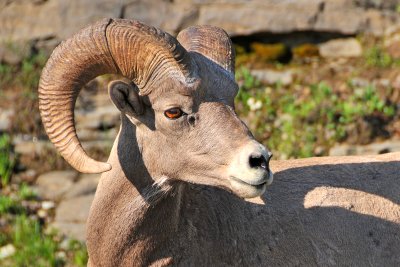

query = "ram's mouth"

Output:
[[228, 175, 270, 198], [229, 176, 268, 189]]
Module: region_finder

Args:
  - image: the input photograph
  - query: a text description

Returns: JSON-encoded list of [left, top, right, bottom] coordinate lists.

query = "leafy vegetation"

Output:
[[235, 67, 397, 159], [0, 51, 47, 136], [0, 188, 88, 266], [0, 51, 47, 92], [0, 133, 87, 266], [0, 134, 14, 187], [365, 46, 393, 67], [11, 215, 61, 266]]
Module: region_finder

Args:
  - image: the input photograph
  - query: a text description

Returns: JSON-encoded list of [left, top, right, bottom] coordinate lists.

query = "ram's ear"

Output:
[[109, 80, 144, 116]]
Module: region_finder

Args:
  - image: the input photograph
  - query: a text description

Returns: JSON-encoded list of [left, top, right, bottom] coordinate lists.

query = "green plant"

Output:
[[235, 66, 261, 104], [0, 134, 14, 187], [19, 51, 47, 96], [18, 183, 37, 200], [11, 215, 63, 267], [0, 49, 47, 94], [0, 185, 89, 266], [68, 240, 88, 267], [365, 46, 392, 67], [234, 68, 397, 159], [0, 195, 22, 215], [0, 63, 13, 86]]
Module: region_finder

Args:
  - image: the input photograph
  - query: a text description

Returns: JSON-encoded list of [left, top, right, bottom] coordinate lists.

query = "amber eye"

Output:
[[164, 108, 184, 119]]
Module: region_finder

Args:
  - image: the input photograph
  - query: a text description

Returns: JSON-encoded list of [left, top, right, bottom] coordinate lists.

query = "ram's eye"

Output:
[[164, 108, 184, 119]]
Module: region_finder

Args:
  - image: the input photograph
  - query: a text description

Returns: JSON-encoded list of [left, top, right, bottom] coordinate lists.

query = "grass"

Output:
[[0, 51, 47, 92], [365, 46, 393, 67], [0, 188, 88, 266], [11, 215, 61, 266], [0, 134, 14, 187], [0, 51, 47, 137], [0, 131, 87, 266], [235, 67, 397, 159]]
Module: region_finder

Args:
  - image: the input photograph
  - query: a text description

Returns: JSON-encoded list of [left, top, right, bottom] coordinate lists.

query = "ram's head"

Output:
[[39, 19, 273, 198]]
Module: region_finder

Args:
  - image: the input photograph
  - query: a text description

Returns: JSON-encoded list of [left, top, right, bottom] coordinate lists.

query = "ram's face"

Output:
[[38, 19, 273, 198], [127, 62, 273, 199]]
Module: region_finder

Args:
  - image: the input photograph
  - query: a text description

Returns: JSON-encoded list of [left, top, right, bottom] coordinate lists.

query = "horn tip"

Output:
[[76, 162, 112, 174]]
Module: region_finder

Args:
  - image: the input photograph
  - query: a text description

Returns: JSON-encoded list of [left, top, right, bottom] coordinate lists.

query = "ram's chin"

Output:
[[229, 178, 267, 198]]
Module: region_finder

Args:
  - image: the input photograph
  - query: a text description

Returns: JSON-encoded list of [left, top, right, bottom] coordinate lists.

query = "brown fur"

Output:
[[37, 19, 399, 266], [87, 115, 400, 265]]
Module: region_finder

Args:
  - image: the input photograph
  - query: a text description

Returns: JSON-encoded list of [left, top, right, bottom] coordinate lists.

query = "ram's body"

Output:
[[88, 119, 400, 266], [38, 18, 400, 266]]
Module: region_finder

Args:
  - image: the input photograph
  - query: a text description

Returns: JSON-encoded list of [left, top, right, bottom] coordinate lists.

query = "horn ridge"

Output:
[[177, 25, 235, 75], [39, 18, 192, 173]]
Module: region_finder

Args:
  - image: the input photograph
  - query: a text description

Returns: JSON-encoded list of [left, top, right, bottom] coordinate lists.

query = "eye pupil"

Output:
[[164, 108, 183, 119]]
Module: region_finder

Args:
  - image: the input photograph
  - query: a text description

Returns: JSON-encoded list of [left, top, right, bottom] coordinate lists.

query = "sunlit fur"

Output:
[[38, 19, 400, 266]]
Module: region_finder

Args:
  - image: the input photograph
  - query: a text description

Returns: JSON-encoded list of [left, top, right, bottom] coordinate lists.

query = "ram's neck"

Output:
[[86, 116, 183, 266]]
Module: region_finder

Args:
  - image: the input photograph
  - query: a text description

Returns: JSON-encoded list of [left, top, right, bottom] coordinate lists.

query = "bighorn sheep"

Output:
[[39, 18, 400, 266]]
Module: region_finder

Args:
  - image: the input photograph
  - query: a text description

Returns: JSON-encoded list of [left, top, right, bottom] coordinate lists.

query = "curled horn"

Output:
[[177, 25, 235, 75], [39, 18, 192, 173]]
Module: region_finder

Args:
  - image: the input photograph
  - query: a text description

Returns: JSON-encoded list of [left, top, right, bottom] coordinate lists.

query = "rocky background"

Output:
[[1, 0, 400, 265], [3, 0, 397, 38], [3, 0, 400, 64]]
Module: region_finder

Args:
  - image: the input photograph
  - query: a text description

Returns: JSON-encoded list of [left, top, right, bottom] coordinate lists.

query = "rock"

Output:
[[34, 37, 60, 55], [37, 209, 47, 218], [384, 30, 400, 59], [124, 0, 196, 35], [250, 69, 293, 86], [75, 105, 120, 131], [385, 41, 400, 59], [0, 42, 30, 65], [0, 244, 16, 259], [354, 0, 400, 10], [376, 78, 390, 87], [314, 2, 385, 35], [56, 0, 122, 39], [329, 144, 355, 157], [313, 146, 325, 156], [319, 38, 363, 58], [14, 140, 52, 156], [50, 222, 87, 242], [198, 0, 400, 36], [34, 171, 78, 201], [76, 128, 118, 142], [0, 0, 61, 43], [52, 195, 95, 241], [350, 77, 370, 88], [41, 200, 55, 210], [1, 0, 400, 60], [82, 140, 114, 153], [0, 0, 121, 43], [392, 74, 400, 93], [12, 169, 37, 184], [198, 0, 322, 35], [329, 140, 400, 156], [64, 173, 101, 199], [54, 195, 94, 223], [0, 108, 14, 132]]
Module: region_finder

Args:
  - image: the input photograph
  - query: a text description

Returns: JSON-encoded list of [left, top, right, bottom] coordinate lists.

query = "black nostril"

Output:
[[249, 154, 269, 170], [188, 114, 196, 126]]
